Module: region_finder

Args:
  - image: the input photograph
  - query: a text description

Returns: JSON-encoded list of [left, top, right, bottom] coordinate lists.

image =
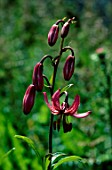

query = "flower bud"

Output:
[[63, 55, 75, 81], [32, 62, 44, 91], [23, 84, 36, 115], [63, 115, 72, 133], [48, 24, 59, 46], [63, 123, 72, 133], [61, 22, 70, 38]]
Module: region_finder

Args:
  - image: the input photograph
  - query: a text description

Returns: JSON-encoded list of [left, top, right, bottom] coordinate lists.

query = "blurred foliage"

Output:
[[0, 0, 112, 169]]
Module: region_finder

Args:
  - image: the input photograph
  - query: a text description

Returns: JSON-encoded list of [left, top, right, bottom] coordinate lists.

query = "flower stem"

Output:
[[48, 38, 64, 169]]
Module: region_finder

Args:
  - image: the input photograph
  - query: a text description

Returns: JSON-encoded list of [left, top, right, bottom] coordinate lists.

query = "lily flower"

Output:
[[43, 89, 91, 133]]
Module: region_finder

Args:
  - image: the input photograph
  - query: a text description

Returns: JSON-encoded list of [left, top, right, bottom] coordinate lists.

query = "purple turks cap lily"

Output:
[[43, 89, 91, 118], [43, 89, 91, 133]]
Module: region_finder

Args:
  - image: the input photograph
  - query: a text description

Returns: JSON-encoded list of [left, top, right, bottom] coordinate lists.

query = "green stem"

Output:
[[48, 38, 64, 169]]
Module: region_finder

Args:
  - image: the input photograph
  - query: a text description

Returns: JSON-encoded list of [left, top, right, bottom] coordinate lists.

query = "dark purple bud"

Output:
[[61, 22, 70, 38], [63, 123, 72, 133], [48, 24, 59, 46], [67, 123, 72, 132], [23, 84, 36, 115], [32, 62, 44, 91], [63, 55, 75, 81], [63, 116, 72, 133]]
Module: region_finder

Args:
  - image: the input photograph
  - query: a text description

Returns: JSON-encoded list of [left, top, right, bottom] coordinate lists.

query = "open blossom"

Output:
[[43, 89, 91, 132], [43, 89, 91, 117]]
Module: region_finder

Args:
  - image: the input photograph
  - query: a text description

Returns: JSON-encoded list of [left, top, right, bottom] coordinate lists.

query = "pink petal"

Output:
[[43, 92, 59, 115], [72, 111, 92, 118], [65, 95, 80, 114], [52, 89, 60, 111]]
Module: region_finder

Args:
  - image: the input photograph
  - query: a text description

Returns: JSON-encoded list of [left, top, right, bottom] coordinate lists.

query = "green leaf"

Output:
[[44, 154, 52, 170], [0, 148, 15, 165], [61, 84, 74, 93], [14, 135, 43, 166], [51, 152, 66, 164], [52, 155, 82, 169], [44, 152, 66, 170]]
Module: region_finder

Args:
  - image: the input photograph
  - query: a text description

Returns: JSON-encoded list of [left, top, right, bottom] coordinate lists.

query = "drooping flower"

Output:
[[23, 84, 36, 115], [43, 89, 91, 132]]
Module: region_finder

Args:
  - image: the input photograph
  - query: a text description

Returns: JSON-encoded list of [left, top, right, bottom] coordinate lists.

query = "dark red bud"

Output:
[[63, 55, 75, 81], [63, 116, 72, 133], [32, 62, 44, 91], [48, 24, 59, 46], [23, 84, 36, 115], [63, 123, 72, 133], [61, 22, 70, 38]]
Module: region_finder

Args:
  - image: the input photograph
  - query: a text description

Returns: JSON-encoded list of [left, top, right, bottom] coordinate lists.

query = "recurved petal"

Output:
[[43, 92, 59, 115], [65, 95, 80, 114], [52, 89, 60, 111], [72, 111, 92, 118]]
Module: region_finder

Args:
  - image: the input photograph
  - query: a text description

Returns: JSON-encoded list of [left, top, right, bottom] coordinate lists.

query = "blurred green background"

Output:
[[0, 0, 112, 169]]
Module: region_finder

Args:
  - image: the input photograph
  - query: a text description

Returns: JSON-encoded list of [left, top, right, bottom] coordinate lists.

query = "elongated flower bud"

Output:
[[32, 62, 44, 91], [63, 55, 75, 81], [48, 24, 59, 46], [23, 84, 36, 115], [61, 22, 70, 38], [63, 115, 72, 133]]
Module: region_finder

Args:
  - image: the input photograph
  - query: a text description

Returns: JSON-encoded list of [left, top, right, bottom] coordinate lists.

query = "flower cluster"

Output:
[[23, 17, 92, 133], [48, 17, 75, 46]]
